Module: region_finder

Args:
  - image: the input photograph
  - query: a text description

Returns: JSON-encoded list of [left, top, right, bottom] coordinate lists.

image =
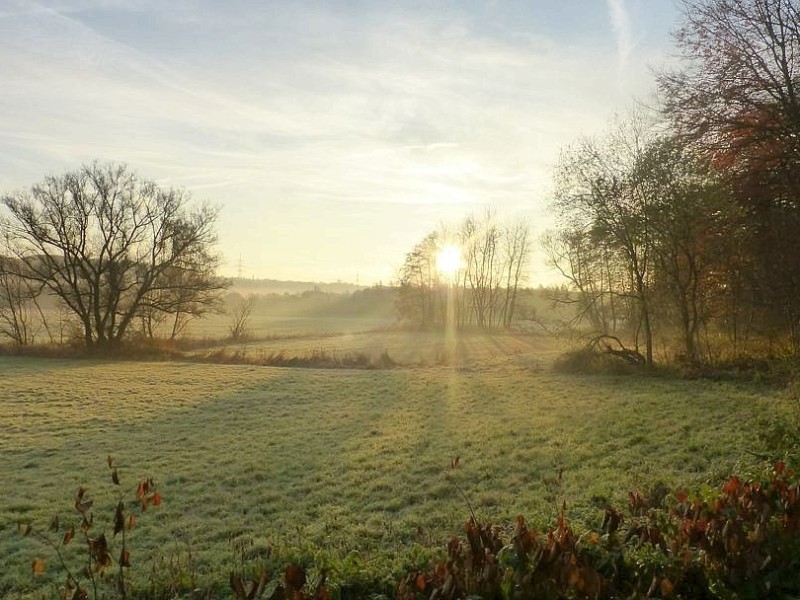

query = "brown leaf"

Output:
[[660, 577, 675, 598], [63, 526, 75, 546], [284, 564, 306, 591], [75, 488, 93, 515], [415, 573, 427, 591], [88, 534, 111, 569], [126, 514, 137, 530], [151, 491, 162, 507], [32, 558, 46, 575], [315, 584, 330, 600], [113, 501, 124, 536], [230, 573, 246, 600], [111, 468, 120, 486], [119, 548, 130, 567], [136, 480, 148, 500]]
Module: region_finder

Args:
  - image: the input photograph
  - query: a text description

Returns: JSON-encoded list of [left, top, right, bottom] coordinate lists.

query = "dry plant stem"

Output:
[[447, 475, 477, 524]]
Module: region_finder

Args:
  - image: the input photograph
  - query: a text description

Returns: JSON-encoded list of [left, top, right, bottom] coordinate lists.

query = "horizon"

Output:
[[0, 0, 680, 285]]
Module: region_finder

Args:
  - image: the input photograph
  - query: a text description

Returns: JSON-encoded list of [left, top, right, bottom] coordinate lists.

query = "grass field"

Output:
[[0, 327, 787, 596]]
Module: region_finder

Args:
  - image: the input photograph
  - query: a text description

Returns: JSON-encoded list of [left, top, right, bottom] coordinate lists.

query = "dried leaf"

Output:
[[32, 558, 46, 575], [113, 501, 124, 536], [723, 475, 741, 496], [88, 534, 111, 569], [119, 548, 130, 567], [230, 573, 246, 600], [415, 573, 427, 591], [136, 480, 148, 500], [75, 488, 93, 515], [151, 491, 162, 507], [127, 514, 137, 530], [660, 576, 675, 597], [284, 564, 306, 591], [63, 526, 75, 546], [111, 468, 120, 486]]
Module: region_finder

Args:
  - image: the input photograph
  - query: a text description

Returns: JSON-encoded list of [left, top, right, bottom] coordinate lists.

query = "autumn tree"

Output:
[[1, 162, 227, 350], [659, 0, 800, 160], [659, 0, 800, 352]]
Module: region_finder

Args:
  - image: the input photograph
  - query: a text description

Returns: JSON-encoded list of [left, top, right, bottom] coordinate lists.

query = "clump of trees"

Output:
[[397, 212, 530, 330], [547, 0, 800, 364], [0, 162, 227, 350]]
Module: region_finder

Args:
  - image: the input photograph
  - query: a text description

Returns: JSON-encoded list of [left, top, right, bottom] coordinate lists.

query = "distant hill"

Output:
[[227, 277, 366, 295]]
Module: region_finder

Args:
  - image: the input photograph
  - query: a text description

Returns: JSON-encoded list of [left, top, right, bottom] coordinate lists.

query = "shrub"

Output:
[[18, 457, 163, 600], [399, 462, 800, 599]]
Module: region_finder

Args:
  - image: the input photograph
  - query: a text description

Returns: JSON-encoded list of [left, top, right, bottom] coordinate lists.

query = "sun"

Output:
[[436, 244, 462, 279]]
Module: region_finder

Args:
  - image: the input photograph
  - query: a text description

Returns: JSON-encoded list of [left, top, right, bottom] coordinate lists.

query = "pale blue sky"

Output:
[[0, 0, 680, 284]]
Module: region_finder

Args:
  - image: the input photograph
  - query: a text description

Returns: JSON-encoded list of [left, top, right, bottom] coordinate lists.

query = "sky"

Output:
[[0, 0, 681, 285]]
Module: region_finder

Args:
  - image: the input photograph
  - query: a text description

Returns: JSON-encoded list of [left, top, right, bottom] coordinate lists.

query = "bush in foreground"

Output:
[[17, 461, 800, 599], [401, 463, 800, 599]]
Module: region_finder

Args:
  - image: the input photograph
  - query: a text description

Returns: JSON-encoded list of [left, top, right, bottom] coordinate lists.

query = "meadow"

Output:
[[0, 313, 787, 597]]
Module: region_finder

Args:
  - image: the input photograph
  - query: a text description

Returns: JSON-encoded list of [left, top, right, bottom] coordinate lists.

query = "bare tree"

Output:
[[397, 233, 440, 327], [459, 211, 507, 330], [542, 227, 625, 334], [638, 136, 731, 363], [0, 258, 41, 345], [1, 162, 227, 350], [140, 265, 226, 340], [500, 219, 530, 327], [227, 294, 256, 341], [553, 113, 658, 364]]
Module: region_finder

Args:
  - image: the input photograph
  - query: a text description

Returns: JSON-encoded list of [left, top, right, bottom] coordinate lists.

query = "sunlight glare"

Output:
[[436, 244, 462, 280]]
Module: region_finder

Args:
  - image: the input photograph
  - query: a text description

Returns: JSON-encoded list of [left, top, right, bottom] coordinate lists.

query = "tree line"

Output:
[[545, 0, 800, 365], [397, 211, 530, 330], [0, 162, 227, 350]]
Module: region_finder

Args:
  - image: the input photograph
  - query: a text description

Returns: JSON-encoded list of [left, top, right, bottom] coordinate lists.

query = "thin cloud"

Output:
[[0, 1, 665, 282], [607, 0, 634, 80]]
